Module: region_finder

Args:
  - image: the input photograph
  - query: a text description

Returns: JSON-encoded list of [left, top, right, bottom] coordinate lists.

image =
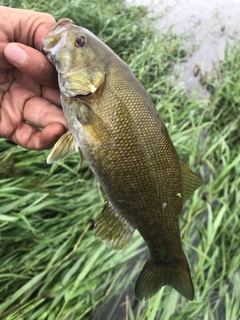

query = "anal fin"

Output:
[[94, 202, 135, 250]]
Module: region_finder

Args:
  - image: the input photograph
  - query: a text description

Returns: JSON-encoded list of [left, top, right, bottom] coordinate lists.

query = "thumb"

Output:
[[4, 43, 58, 89]]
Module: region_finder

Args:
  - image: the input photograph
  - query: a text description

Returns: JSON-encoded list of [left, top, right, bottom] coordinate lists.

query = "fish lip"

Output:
[[47, 18, 73, 37], [69, 93, 91, 100], [70, 95, 84, 100], [59, 79, 93, 99], [41, 19, 73, 55], [67, 90, 95, 101]]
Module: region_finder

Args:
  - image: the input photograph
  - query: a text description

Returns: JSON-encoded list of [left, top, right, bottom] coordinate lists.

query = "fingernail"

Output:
[[4, 44, 27, 65]]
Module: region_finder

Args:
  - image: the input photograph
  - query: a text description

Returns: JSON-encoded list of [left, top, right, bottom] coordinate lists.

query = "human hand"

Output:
[[0, 6, 67, 150]]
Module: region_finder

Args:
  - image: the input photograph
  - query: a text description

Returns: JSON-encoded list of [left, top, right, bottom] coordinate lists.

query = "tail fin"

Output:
[[135, 258, 194, 301]]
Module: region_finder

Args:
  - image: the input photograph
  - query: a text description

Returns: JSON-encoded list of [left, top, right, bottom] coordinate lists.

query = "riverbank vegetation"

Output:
[[0, 0, 239, 319]]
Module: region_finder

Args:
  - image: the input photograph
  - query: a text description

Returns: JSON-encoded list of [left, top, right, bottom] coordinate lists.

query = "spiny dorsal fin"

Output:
[[180, 160, 202, 203], [94, 201, 135, 250], [47, 130, 81, 164]]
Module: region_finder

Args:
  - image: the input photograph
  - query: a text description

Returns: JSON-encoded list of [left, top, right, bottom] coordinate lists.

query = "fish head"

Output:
[[41, 18, 106, 98]]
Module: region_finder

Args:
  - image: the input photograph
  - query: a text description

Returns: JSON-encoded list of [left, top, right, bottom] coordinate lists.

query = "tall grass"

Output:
[[0, 0, 240, 319]]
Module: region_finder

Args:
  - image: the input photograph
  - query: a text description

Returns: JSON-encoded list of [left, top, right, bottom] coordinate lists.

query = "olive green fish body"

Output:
[[42, 19, 202, 301]]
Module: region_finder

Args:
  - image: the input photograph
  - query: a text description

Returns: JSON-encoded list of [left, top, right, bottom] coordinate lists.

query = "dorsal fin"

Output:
[[180, 161, 202, 203]]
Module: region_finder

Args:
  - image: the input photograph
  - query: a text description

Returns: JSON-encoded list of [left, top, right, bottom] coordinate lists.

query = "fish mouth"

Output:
[[65, 90, 95, 101], [47, 18, 73, 37], [41, 18, 73, 56], [69, 80, 106, 102], [58, 76, 98, 99], [70, 94, 90, 100]]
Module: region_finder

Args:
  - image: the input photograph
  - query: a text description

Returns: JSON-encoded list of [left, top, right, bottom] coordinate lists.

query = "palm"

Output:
[[0, 7, 67, 150], [0, 66, 64, 149]]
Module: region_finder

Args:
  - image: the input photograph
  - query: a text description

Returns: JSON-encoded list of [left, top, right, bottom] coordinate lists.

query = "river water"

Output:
[[131, 0, 240, 94]]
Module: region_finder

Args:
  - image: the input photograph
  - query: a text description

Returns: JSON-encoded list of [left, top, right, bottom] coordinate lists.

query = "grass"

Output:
[[0, 0, 240, 319]]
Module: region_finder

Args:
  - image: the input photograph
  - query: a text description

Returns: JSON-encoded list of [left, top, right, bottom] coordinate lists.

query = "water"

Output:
[[131, 0, 240, 93]]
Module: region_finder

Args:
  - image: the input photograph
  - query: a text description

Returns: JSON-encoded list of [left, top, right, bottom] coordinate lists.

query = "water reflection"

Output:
[[130, 0, 240, 93]]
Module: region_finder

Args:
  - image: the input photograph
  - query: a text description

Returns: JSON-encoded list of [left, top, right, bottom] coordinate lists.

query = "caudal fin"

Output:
[[135, 258, 194, 301]]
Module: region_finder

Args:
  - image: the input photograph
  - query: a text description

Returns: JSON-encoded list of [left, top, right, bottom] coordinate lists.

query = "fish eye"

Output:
[[76, 35, 86, 47]]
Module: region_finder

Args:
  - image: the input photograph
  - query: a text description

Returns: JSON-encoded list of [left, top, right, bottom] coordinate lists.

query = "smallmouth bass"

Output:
[[41, 18, 202, 301]]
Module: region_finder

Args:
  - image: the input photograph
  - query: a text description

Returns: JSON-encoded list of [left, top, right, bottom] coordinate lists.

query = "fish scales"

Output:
[[89, 62, 182, 244], [42, 18, 202, 301]]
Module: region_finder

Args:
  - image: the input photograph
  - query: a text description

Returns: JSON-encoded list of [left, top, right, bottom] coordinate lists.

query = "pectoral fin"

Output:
[[76, 103, 115, 149], [180, 161, 202, 203], [94, 201, 135, 250], [47, 130, 82, 165]]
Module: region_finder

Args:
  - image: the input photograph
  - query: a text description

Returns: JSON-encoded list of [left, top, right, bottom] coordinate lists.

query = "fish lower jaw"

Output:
[[69, 85, 97, 97], [59, 81, 97, 99], [59, 85, 91, 99], [61, 92, 91, 100]]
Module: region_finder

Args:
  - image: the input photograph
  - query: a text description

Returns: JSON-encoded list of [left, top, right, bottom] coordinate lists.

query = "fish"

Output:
[[41, 18, 202, 301]]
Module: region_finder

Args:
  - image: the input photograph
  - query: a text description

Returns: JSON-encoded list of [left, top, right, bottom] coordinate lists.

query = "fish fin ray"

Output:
[[135, 257, 194, 301], [180, 161, 202, 203], [94, 201, 135, 250], [76, 148, 84, 171], [47, 131, 81, 164], [77, 103, 115, 149]]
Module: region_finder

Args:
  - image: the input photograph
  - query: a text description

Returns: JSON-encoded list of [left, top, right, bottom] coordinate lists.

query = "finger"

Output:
[[42, 87, 61, 107], [23, 96, 67, 129], [0, 7, 55, 69], [40, 124, 67, 149], [4, 43, 58, 88], [12, 122, 67, 150], [31, 13, 56, 50], [0, 7, 55, 48]]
